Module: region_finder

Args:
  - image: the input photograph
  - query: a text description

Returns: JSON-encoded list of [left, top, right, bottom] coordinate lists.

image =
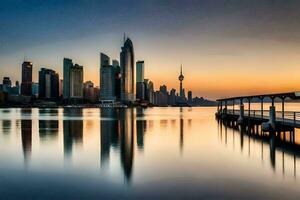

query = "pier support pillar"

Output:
[[237, 104, 244, 125], [262, 106, 276, 132]]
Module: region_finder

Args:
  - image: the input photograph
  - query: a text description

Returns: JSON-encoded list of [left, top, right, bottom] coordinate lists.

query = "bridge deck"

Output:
[[226, 109, 300, 128]]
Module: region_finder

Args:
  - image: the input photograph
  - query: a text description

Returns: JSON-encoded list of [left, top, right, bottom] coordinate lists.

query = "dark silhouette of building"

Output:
[[120, 109, 134, 182], [63, 58, 83, 101], [21, 110, 32, 163], [120, 36, 135, 103], [136, 61, 145, 101], [100, 108, 120, 167], [38, 68, 59, 99], [21, 61, 33, 96]]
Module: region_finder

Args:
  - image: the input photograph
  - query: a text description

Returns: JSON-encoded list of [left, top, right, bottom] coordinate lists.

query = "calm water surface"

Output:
[[1, 106, 300, 199]]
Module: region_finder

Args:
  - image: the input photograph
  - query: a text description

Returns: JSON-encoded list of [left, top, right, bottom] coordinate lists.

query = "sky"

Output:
[[1, 0, 300, 100]]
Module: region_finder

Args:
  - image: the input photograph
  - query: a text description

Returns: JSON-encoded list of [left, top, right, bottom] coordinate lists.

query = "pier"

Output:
[[215, 92, 300, 131]]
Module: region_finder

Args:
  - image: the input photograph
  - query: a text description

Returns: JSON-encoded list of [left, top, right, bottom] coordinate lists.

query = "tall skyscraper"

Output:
[[178, 65, 184, 98], [63, 58, 83, 100], [70, 64, 83, 98], [136, 61, 145, 101], [63, 58, 72, 99], [100, 53, 116, 102], [136, 61, 144, 83], [38, 68, 59, 99], [120, 37, 135, 103], [21, 61, 33, 96]]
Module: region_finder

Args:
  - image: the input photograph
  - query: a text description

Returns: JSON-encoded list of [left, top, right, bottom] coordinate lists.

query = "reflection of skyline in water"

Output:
[[63, 108, 83, 158], [218, 119, 300, 178], [21, 109, 32, 164], [100, 108, 138, 182]]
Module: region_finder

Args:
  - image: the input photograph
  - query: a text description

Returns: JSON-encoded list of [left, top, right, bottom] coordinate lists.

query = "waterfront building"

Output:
[[21, 61, 33, 96], [136, 61, 145, 101], [63, 58, 72, 99], [114, 64, 121, 101], [188, 91, 192, 104], [32, 82, 39, 97], [83, 81, 97, 102], [63, 58, 83, 100], [112, 60, 119, 67], [168, 88, 176, 106], [59, 79, 63, 97], [70, 64, 83, 99], [38, 68, 59, 99], [2, 77, 12, 93], [100, 53, 116, 102], [120, 37, 135, 103]]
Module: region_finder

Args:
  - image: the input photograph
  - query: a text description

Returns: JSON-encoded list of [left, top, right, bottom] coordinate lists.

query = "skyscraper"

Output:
[[38, 68, 59, 99], [63, 58, 83, 100], [21, 61, 33, 96], [63, 58, 72, 99], [70, 64, 83, 98], [100, 53, 116, 102], [178, 65, 184, 98], [120, 37, 135, 103], [136, 61, 145, 101]]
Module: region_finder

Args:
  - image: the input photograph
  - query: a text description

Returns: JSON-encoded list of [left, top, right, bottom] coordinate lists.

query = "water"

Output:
[[0, 106, 300, 199]]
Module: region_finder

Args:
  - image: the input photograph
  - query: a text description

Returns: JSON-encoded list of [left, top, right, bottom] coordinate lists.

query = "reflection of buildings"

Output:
[[218, 119, 299, 178], [100, 108, 119, 166], [136, 107, 146, 150], [179, 108, 184, 152], [2, 120, 11, 134], [120, 109, 134, 182], [21, 119, 32, 163], [100, 108, 135, 182], [39, 109, 59, 140], [63, 108, 83, 157], [39, 120, 59, 140]]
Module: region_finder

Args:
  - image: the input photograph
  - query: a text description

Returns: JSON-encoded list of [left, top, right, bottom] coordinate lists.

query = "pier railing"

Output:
[[226, 109, 300, 124]]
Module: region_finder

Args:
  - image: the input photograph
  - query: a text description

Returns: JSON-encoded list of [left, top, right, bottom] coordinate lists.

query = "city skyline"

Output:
[[2, 1, 300, 99]]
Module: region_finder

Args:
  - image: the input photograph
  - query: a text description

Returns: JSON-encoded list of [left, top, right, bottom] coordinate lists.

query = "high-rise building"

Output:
[[100, 53, 116, 102], [136, 61, 145, 101], [136, 61, 144, 83], [38, 68, 59, 99], [32, 82, 39, 97], [114, 64, 121, 101], [112, 60, 119, 67], [63, 58, 83, 100], [120, 37, 135, 103], [63, 58, 72, 99], [169, 89, 176, 106], [2, 77, 12, 92], [83, 81, 97, 102], [21, 61, 33, 96], [59, 79, 63, 97], [188, 91, 192, 104], [70, 64, 83, 98]]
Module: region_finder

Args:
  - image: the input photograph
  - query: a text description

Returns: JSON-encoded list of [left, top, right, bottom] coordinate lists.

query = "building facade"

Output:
[[63, 58, 83, 100], [100, 53, 116, 102], [136, 61, 145, 101], [120, 38, 135, 103], [38, 68, 59, 99], [21, 61, 33, 96]]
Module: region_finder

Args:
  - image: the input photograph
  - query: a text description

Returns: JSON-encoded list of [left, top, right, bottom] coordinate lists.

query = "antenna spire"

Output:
[[180, 64, 183, 75], [123, 32, 126, 44]]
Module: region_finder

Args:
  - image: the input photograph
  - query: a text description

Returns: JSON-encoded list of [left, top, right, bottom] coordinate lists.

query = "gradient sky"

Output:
[[1, 0, 300, 99]]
